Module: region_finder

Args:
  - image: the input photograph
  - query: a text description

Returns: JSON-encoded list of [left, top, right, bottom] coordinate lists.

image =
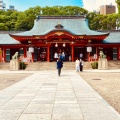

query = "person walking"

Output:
[[75, 58, 80, 72], [57, 58, 63, 76], [80, 59, 83, 72], [79, 52, 83, 59], [59, 53, 63, 62], [62, 51, 65, 62]]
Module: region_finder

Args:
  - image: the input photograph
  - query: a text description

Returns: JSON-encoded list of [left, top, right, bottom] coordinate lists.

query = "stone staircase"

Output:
[[25, 62, 56, 71], [25, 61, 93, 71], [0, 61, 120, 71], [0, 62, 10, 70], [108, 60, 120, 69]]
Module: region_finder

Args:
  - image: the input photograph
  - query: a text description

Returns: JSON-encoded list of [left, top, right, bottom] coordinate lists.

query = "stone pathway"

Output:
[[0, 70, 120, 120]]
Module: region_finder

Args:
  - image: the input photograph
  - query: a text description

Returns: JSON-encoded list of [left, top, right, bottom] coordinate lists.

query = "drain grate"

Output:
[[92, 78, 101, 80]]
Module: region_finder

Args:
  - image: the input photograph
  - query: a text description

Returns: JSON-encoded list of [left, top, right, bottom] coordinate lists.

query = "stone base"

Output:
[[98, 58, 108, 70], [10, 59, 20, 70]]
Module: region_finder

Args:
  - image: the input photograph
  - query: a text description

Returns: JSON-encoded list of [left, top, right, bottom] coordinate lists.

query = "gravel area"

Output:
[[79, 72, 120, 114], [0, 73, 32, 91]]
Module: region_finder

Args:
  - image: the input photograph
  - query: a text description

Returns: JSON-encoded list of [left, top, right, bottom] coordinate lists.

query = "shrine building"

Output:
[[0, 15, 120, 62]]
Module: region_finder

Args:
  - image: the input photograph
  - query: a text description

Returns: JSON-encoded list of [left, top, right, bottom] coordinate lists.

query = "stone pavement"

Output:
[[0, 70, 120, 120]]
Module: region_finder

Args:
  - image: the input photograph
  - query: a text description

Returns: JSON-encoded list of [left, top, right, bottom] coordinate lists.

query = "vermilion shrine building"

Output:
[[0, 16, 120, 62]]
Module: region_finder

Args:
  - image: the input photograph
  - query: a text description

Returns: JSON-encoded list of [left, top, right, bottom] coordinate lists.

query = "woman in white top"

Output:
[[75, 58, 80, 72], [54, 52, 58, 61]]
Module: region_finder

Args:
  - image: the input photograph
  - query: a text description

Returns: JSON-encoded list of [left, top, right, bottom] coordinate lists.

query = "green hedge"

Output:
[[20, 62, 27, 69], [91, 61, 98, 69]]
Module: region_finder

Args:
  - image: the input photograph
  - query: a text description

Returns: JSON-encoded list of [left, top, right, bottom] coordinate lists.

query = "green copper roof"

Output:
[[14, 16, 108, 36], [0, 34, 20, 44], [103, 32, 120, 43], [0, 16, 120, 44]]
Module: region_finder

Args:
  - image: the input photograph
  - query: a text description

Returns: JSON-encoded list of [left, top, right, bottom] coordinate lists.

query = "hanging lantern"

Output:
[[28, 40, 32, 44], [87, 46, 92, 52], [71, 41, 74, 44], [86, 40, 92, 52], [29, 47, 34, 53], [55, 43, 58, 47], [63, 43, 66, 47]]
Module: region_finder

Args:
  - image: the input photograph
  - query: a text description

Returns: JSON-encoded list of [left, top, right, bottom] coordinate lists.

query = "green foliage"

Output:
[[20, 62, 27, 69], [0, 10, 20, 30], [0, 6, 88, 31], [0, 5, 119, 31], [118, 6, 120, 13], [42, 6, 88, 16], [91, 61, 98, 69], [87, 12, 120, 30], [0, 23, 9, 30], [116, 0, 120, 13]]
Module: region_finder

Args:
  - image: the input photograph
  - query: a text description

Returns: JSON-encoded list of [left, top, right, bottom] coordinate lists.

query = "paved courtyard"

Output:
[[0, 70, 120, 120]]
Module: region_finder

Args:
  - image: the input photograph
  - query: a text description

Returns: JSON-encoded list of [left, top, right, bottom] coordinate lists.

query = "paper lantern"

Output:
[[87, 46, 92, 52], [29, 47, 34, 53], [63, 43, 66, 47], [55, 43, 58, 47]]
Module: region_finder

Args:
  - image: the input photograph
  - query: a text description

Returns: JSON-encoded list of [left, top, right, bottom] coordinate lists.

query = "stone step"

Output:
[[0, 61, 120, 70], [108, 60, 120, 69], [25, 62, 93, 71]]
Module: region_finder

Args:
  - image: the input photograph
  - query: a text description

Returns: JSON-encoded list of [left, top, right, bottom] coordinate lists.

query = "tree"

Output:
[[15, 6, 41, 30], [1, 5, 120, 31], [116, 0, 120, 13], [42, 6, 88, 16], [0, 23, 9, 30], [0, 10, 20, 30], [15, 12, 28, 30], [87, 11, 120, 30]]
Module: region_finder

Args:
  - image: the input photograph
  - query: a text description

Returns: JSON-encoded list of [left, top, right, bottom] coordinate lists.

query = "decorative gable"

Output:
[[55, 23, 64, 29]]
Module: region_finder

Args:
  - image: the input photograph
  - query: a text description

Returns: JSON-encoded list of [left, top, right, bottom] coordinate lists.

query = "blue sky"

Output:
[[3, 0, 83, 11], [3, 0, 117, 12]]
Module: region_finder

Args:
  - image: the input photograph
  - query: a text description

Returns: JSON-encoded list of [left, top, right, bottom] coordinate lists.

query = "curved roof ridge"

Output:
[[11, 17, 108, 36], [0, 34, 20, 44], [33, 28, 83, 36], [103, 32, 120, 43]]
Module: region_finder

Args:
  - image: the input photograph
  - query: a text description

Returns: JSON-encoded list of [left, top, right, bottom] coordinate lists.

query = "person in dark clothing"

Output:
[[57, 58, 63, 76], [80, 59, 83, 72], [59, 53, 63, 62]]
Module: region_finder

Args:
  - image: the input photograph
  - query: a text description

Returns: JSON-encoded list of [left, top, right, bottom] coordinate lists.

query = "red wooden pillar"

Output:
[[96, 47, 98, 60], [118, 47, 120, 60], [71, 44, 74, 62], [87, 52, 90, 62], [0, 48, 2, 62], [47, 44, 50, 62], [3, 48, 6, 62], [32, 53, 34, 62]]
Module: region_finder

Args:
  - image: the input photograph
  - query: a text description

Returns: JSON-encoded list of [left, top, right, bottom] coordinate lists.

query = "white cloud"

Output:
[[83, 0, 117, 12], [83, 0, 96, 11]]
